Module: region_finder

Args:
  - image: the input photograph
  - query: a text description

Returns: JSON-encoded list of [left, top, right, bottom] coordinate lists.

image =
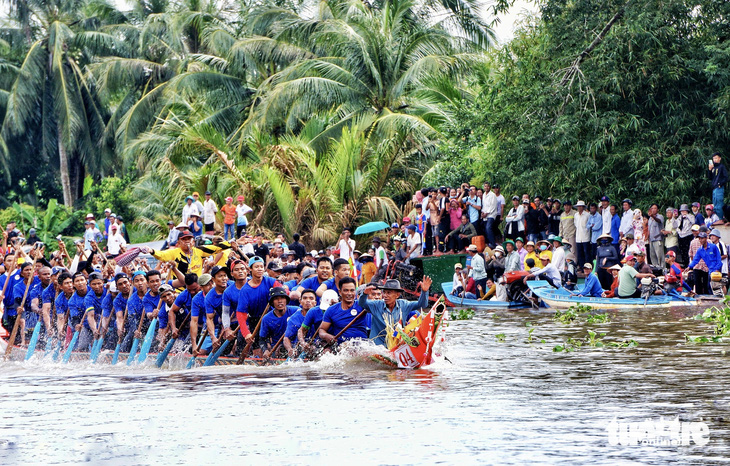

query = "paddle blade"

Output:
[[186, 356, 197, 369], [155, 338, 175, 368], [62, 331, 80, 364], [137, 318, 158, 364], [24, 322, 42, 361], [115, 247, 142, 267], [127, 339, 140, 366], [90, 337, 104, 364], [203, 340, 229, 366], [111, 342, 122, 365]]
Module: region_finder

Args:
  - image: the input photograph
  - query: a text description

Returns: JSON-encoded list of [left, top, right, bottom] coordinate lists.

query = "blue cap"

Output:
[[249, 256, 264, 267], [51, 266, 65, 275], [132, 270, 147, 279], [407, 224, 417, 231], [391, 223, 399, 228]]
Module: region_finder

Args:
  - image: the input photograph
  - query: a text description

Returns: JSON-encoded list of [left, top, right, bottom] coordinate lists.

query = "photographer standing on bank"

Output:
[[709, 152, 727, 220]]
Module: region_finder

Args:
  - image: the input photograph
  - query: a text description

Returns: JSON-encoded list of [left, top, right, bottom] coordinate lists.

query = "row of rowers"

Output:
[[27, 255, 434, 358]]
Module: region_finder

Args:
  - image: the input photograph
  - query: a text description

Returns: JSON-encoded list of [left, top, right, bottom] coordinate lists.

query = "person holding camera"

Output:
[[709, 152, 727, 218]]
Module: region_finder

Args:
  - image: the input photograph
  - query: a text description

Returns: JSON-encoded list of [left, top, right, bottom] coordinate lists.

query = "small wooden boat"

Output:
[[441, 282, 526, 310], [526, 280, 701, 309]]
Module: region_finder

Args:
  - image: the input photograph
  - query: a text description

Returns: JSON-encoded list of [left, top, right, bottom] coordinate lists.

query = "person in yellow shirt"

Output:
[[523, 241, 543, 270], [142, 231, 231, 285]]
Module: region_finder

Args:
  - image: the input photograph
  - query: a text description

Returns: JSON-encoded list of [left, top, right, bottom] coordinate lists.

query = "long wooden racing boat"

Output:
[[5, 300, 448, 370], [526, 280, 702, 309]]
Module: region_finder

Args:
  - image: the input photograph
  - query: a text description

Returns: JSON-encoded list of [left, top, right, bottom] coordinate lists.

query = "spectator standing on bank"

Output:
[[203, 191, 218, 235], [709, 152, 727, 218]]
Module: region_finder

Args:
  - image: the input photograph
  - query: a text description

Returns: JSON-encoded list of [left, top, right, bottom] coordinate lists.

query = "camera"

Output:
[[33, 242, 45, 250], [56, 235, 63, 241]]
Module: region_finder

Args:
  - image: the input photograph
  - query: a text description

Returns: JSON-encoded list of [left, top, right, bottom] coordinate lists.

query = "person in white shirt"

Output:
[[573, 200, 590, 271], [481, 182, 498, 248], [203, 191, 218, 234], [619, 198, 636, 239], [523, 253, 562, 288], [551, 236, 566, 272], [405, 224, 422, 263], [337, 228, 356, 261], [182, 196, 197, 223], [599, 195, 612, 234], [235, 195, 253, 238], [107, 224, 127, 256], [192, 192, 204, 216]]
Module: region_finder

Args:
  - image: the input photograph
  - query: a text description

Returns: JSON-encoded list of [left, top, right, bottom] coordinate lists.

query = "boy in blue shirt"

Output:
[[259, 287, 298, 358]]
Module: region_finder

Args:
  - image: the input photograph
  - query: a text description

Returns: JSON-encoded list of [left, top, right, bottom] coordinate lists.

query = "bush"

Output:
[[83, 176, 136, 224]]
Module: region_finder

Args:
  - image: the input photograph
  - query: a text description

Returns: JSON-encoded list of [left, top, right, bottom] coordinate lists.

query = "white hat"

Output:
[[467, 244, 478, 252], [583, 263, 593, 269], [574, 200, 586, 207], [104, 208, 111, 213], [321, 289, 339, 311], [86, 213, 94, 218], [175, 222, 189, 230], [309, 250, 318, 256]]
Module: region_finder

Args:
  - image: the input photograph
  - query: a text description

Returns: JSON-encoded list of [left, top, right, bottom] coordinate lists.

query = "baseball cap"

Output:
[[205, 191, 211, 195], [267, 262, 282, 272], [192, 192, 199, 196], [51, 266, 66, 276], [225, 196, 233, 202], [698, 232, 708, 238], [248, 256, 264, 267], [403, 217, 411, 222], [583, 263, 593, 269], [159, 284, 174, 295], [198, 274, 213, 286], [600, 195, 609, 202], [210, 265, 230, 278], [691, 224, 700, 231], [179, 230, 194, 239], [454, 263, 463, 270], [104, 208, 111, 213], [238, 195, 244, 201], [665, 251, 676, 258], [391, 223, 399, 228], [692, 202, 700, 208]]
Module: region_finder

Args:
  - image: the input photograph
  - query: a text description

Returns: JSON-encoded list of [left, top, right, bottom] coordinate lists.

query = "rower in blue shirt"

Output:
[[319, 277, 367, 344], [54, 273, 75, 340], [191, 273, 213, 356], [99, 282, 117, 349], [571, 263, 604, 297], [206, 266, 235, 355], [221, 260, 247, 349], [67, 272, 92, 351], [259, 287, 299, 358], [83, 272, 107, 344], [284, 289, 318, 356], [11, 262, 36, 346], [167, 273, 199, 344], [110, 273, 132, 350], [120, 271, 148, 352]]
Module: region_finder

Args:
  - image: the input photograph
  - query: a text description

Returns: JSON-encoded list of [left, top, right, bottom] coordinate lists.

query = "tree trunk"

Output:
[[57, 123, 73, 208]]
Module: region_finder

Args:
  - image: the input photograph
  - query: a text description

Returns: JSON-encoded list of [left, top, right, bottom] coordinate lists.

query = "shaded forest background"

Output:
[[0, 0, 728, 245]]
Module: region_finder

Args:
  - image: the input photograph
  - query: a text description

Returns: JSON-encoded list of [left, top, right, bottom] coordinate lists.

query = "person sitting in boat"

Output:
[[602, 264, 622, 298], [298, 289, 340, 351], [595, 233, 620, 289], [633, 251, 653, 274], [259, 287, 298, 358], [503, 240, 521, 273], [319, 277, 367, 345], [617, 255, 655, 298], [451, 263, 465, 296], [358, 276, 432, 346], [485, 245, 505, 281], [523, 241, 541, 271], [458, 269, 477, 299], [467, 244, 488, 291], [522, 253, 562, 288], [571, 263, 604, 297]]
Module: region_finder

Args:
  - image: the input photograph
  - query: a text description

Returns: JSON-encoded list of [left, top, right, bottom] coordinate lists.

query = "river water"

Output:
[[1, 305, 729, 464]]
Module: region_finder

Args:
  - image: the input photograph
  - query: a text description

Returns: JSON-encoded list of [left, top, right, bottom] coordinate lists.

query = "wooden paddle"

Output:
[[203, 324, 239, 367], [236, 306, 270, 365], [137, 298, 164, 364], [126, 301, 147, 366], [321, 309, 368, 350], [155, 312, 190, 368], [111, 300, 130, 365], [185, 327, 208, 369], [4, 257, 36, 359], [264, 332, 286, 363]]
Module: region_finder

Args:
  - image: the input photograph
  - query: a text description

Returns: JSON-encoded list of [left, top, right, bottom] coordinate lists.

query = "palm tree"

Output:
[[0, 0, 131, 207]]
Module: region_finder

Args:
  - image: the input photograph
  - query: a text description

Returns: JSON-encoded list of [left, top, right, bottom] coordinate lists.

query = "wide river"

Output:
[[1, 304, 728, 464]]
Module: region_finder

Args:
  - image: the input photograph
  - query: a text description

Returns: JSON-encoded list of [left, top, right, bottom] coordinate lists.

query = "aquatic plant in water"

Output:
[[554, 304, 611, 325], [452, 309, 475, 320], [686, 301, 730, 343]]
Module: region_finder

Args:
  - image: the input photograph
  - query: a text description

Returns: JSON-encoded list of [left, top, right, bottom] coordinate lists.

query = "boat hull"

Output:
[[526, 280, 700, 309]]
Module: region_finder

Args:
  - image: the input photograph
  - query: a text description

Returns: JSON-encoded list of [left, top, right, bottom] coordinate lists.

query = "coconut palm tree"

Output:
[[0, 0, 131, 207]]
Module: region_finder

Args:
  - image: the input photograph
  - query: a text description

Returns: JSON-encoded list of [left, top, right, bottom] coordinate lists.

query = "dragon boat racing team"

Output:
[[0, 204, 436, 357], [1, 154, 729, 347]]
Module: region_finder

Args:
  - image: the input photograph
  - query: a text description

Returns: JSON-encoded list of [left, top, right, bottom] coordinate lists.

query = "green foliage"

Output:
[[5, 200, 74, 245], [452, 308, 475, 320], [443, 0, 730, 208], [686, 303, 730, 344], [83, 176, 137, 225], [495, 333, 506, 342], [553, 331, 637, 352]]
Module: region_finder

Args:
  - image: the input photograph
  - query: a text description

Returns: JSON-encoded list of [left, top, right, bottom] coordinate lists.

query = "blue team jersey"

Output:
[[0, 270, 20, 309], [55, 292, 71, 316], [321, 277, 339, 293], [259, 306, 299, 345], [322, 302, 366, 342], [297, 276, 325, 304], [301, 306, 324, 333], [191, 291, 207, 328], [102, 292, 116, 321], [42, 283, 56, 306], [113, 292, 129, 315], [127, 289, 145, 318], [205, 288, 225, 328], [172, 289, 193, 327], [237, 276, 278, 319], [83, 289, 107, 324], [284, 308, 316, 343], [143, 291, 161, 317], [68, 288, 91, 328], [222, 280, 240, 324], [12, 279, 31, 316]]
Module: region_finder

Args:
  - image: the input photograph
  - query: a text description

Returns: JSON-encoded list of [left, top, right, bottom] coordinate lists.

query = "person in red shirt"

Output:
[[220, 197, 237, 241]]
